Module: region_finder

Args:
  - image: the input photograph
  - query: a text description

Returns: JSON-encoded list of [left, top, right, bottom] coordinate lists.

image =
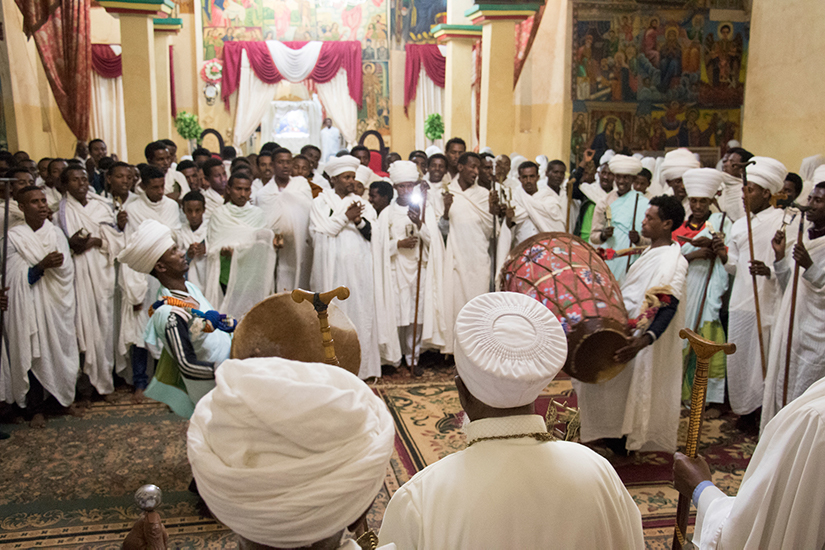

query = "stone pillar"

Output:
[[154, 19, 182, 141], [432, 26, 481, 144]]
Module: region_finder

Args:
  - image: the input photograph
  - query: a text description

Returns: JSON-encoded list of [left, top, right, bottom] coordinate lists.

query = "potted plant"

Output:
[[175, 111, 203, 153]]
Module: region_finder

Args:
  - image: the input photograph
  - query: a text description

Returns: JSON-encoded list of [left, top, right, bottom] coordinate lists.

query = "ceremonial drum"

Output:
[[230, 292, 362, 376], [500, 232, 630, 383]]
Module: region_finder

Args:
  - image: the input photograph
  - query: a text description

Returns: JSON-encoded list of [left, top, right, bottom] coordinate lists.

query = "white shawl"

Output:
[[177, 222, 209, 293]]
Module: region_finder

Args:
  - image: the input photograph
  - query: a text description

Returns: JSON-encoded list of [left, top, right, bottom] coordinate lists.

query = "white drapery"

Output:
[[233, 49, 279, 148], [90, 45, 128, 162], [260, 97, 323, 154], [265, 41, 323, 82], [315, 70, 358, 148], [414, 67, 444, 152]]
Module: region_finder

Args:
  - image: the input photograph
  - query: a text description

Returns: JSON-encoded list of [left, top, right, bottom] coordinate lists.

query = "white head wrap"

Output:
[[803, 156, 825, 183], [325, 155, 360, 178], [727, 139, 741, 148], [683, 168, 723, 199], [641, 157, 657, 176], [536, 155, 549, 176], [599, 149, 616, 166], [479, 146, 493, 155], [187, 357, 395, 548], [117, 219, 175, 274], [747, 156, 787, 194], [355, 165, 372, 185], [813, 165, 825, 184], [660, 148, 701, 182], [454, 292, 568, 409], [508, 155, 528, 180], [388, 160, 420, 184], [424, 145, 443, 157], [632, 153, 644, 160], [608, 154, 643, 176]]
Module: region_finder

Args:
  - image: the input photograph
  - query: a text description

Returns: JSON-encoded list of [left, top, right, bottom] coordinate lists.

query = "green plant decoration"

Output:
[[424, 113, 444, 142], [175, 111, 203, 142]]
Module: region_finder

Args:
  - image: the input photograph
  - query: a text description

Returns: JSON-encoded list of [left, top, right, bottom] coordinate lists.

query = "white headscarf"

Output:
[[508, 155, 528, 180], [608, 154, 643, 176], [660, 148, 701, 182], [812, 164, 825, 184], [683, 168, 724, 199], [747, 156, 787, 195], [599, 149, 616, 166], [355, 165, 372, 185], [325, 155, 360, 177], [388, 160, 420, 184], [187, 357, 395, 548], [117, 219, 175, 274]]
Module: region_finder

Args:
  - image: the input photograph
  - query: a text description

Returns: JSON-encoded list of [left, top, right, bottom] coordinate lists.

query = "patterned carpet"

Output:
[[0, 361, 755, 549]]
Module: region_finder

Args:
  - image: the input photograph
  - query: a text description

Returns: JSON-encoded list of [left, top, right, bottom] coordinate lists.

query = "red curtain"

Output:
[[15, 0, 91, 141], [91, 43, 121, 77], [403, 43, 445, 115], [221, 41, 363, 109]]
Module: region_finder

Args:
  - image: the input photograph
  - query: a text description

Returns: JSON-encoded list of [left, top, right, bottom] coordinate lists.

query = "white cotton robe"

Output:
[[0, 221, 79, 407], [441, 180, 493, 355], [310, 189, 381, 379], [202, 187, 225, 220], [205, 202, 276, 320], [252, 177, 313, 292], [590, 189, 650, 285], [576, 242, 688, 452], [177, 222, 208, 293], [498, 186, 565, 255], [58, 194, 124, 395], [692, 377, 825, 550], [379, 415, 644, 550], [725, 207, 791, 415]]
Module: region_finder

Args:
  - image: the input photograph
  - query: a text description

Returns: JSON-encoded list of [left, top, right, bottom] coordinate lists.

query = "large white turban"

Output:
[[747, 156, 788, 194], [388, 160, 420, 184], [187, 357, 395, 548], [608, 154, 643, 176], [599, 149, 616, 166], [683, 168, 724, 199], [454, 292, 568, 409], [117, 219, 175, 274], [325, 155, 360, 177], [660, 148, 701, 182], [355, 165, 372, 185]]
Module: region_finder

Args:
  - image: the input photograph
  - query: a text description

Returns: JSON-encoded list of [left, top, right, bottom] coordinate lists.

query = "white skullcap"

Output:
[[117, 219, 175, 274], [425, 145, 443, 157], [325, 155, 360, 177], [454, 292, 568, 408], [683, 168, 723, 199], [188, 357, 394, 548], [747, 156, 787, 194], [608, 154, 643, 176], [388, 160, 420, 184], [355, 165, 372, 185], [599, 149, 616, 166], [811, 163, 825, 184], [660, 148, 700, 182]]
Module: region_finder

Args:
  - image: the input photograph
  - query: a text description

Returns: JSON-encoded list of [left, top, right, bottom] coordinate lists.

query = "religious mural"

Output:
[[390, 0, 446, 47], [570, 4, 748, 161]]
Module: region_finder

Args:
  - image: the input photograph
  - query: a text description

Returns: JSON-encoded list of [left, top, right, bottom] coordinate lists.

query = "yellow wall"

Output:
[[389, 48, 415, 155], [741, 0, 825, 172]]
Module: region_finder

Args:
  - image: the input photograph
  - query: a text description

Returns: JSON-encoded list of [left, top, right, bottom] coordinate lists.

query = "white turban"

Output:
[[424, 145, 443, 157], [608, 154, 643, 176], [800, 154, 824, 183], [388, 160, 420, 184], [660, 148, 700, 182], [747, 156, 787, 194], [454, 292, 568, 409], [599, 149, 616, 166], [325, 155, 360, 177], [355, 165, 372, 185], [187, 357, 394, 548], [812, 164, 825, 184], [117, 219, 175, 274], [632, 153, 644, 160], [509, 155, 528, 180], [683, 168, 723, 199]]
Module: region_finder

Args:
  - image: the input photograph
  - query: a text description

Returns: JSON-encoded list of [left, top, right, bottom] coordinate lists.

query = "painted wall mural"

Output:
[[390, 0, 445, 47], [570, 4, 748, 162]]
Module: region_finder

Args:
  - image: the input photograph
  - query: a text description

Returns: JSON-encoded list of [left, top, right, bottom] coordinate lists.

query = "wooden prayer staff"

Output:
[[291, 286, 350, 366], [626, 193, 640, 271], [0, 178, 11, 368], [783, 211, 808, 407], [565, 173, 577, 233], [410, 184, 428, 375], [672, 329, 736, 550], [740, 161, 768, 379], [123, 484, 168, 550]]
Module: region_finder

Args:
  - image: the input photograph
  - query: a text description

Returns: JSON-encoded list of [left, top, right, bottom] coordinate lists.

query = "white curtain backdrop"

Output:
[[266, 41, 323, 81], [315, 69, 358, 148], [260, 96, 323, 154], [414, 67, 444, 151], [234, 49, 279, 147], [90, 45, 128, 161]]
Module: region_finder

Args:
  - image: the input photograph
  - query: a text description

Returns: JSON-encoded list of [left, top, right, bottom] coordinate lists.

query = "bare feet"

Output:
[[131, 389, 145, 404], [29, 413, 46, 429], [66, 404, 86, 417]]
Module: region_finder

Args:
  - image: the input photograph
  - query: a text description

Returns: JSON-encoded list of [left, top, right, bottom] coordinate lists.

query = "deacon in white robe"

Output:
[[762, 183, 825, 425], [380, 293, 644, 550], [724, 157, 792, 417], [178, 191, 209, 292], [200, 159, 228, 219], [0, 187, 79, 410], [1, 167, 33, 232], [674, 377, 825, 550], [320, 118, 344, 162], [57, 167, 124, 396], [309, 156, 381, 379], [718, 147, 752, 222], [250, 150, 275, 196], [500, 160, 565, 247], [372, 161, 446, 370], [440, 153, 494, 354], [576, 195, 688, 453], [205, 173, 275, 321]]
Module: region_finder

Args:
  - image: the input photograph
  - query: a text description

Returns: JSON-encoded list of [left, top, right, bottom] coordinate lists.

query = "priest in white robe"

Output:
[[673, 377, 825, 550], [723, 157, 791, 422], [200, 158, 228, 219], [320, 117, 344, 162], [373, 161, 446, 373], [205, 173, 275, 321], [309, 156, 381, 380], [440, 152, 494, 354], [178, 191, 208, 292], [57, 166, 124, 397], [380, 292, 644, 549], [251, 148, 314, 293], [576, 195, 688, 454], [0, 186, 79, 417]]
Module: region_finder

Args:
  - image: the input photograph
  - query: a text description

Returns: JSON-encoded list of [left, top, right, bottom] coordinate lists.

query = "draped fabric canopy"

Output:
[[221, 41, 363, 108], [91, 43, 122, 78], [90, 44, 127, 161], [404, 44, 445, 114]]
